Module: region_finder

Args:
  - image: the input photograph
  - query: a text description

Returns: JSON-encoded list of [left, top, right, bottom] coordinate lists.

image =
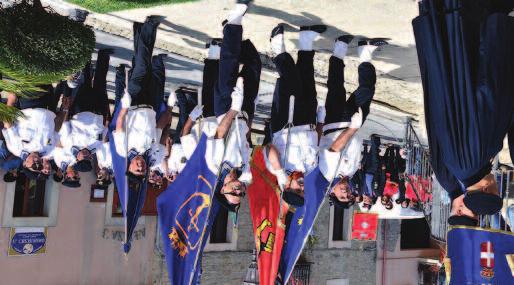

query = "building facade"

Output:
[[0, 170, 380, 285]]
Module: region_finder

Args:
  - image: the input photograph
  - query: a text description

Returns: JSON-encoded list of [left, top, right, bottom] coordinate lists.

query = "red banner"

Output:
[[248, 147, 287, 285], [351, 212, 379, 241]]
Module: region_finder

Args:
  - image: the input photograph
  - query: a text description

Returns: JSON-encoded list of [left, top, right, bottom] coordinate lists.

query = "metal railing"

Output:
[[403, 118, 434, 219], [402, 118, 454, 242], [403, 118, 514, 242], [429, 179, 451, 242], [287, 262, 312, 285]]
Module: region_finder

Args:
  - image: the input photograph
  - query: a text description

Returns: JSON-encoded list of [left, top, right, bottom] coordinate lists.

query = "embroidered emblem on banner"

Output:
[[256, 219, 275, 254], [169, 176, 212, 258], [480, 241, 495, 279]]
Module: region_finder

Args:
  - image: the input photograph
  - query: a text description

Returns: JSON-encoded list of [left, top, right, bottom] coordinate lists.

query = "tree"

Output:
[[0, 0, 95, 122]]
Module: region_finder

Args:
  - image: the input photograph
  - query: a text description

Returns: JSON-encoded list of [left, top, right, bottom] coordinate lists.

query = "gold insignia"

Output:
[[169, 228, 188, 257], [506, 254, 514, 277], [256, 219, 274, 253], [169, 176, 213, 258]]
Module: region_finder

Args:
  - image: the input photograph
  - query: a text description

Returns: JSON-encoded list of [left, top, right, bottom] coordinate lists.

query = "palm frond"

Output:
[[0, 103, 24, 124]]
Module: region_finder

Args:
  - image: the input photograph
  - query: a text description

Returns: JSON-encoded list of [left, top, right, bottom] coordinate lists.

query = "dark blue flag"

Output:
[[157, 134, 218, 285], [108, 106, 150, 254], [278, 167, 330, 284], [447, 226, 514, 284]]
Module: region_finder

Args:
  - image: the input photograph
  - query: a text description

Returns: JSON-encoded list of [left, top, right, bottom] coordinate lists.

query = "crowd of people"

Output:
[[1, 1, 513, 284], [0, 0, 392, 213], [0, 0, 510, 248]]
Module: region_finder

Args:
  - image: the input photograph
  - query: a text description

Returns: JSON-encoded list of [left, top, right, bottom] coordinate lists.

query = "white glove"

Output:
[[230, 77, 244, 112], [349, 107, 363, 129], [121, 91, 132, 109], [168, 90, 178, 107], [316, 105, 326, 124], [275, 168, 288, 189], [189, 105, 204, 121]]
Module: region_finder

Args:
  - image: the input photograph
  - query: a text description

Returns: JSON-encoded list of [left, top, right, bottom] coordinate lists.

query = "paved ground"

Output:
[[44, 0, 424, 120], [11, 0, 513, 162], [95, 30, 413, 145]]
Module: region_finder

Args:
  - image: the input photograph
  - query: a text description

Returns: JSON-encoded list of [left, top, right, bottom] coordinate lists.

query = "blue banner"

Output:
[[109, 106, 149, 254], [278, 167, 330, 284], [157, 134, 218, 285], [447, 227, 514, 284]]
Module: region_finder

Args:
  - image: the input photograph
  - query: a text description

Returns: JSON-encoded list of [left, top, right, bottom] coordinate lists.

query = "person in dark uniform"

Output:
[[264, 24, 326, 207], [55, 49, 113, 188], [319, 35, 387, 210], [413, 1, 514, 225], [206, 0, 261, 212], [114, 16, 174, 189]]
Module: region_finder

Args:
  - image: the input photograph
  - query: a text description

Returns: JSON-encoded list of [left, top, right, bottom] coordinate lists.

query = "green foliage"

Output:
[[0, 0, 96, 88], [0, 1, 95, 122], [306, 233, 319, 250], [66, 0, 197, 13], [0, 103, 23, 124]]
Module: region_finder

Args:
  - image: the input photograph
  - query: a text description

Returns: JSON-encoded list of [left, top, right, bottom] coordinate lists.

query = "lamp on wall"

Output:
[[242, 250, 259, 284]]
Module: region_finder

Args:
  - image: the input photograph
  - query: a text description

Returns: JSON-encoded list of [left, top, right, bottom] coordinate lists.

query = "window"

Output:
[[210, 207, 229, 243], [111, 181, 167, 217], [104, 182, 146, 227], [142, 182, 167, 216], [13, 173, 46, 217], [111, 185, 123, 217], [400, 219, 430, 249], [332, 205, 346, 241], [2, 175, 59, 227], [205, 207, 238, 251], [328, 205, 352, 248]]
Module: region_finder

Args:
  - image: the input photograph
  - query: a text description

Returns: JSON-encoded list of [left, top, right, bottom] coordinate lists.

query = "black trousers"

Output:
[[384, 146, 404, 184], [175, 88, 198, 142], [325, 56, 376, 125], [271, 51, 317, 133], [362, 137, 380, 176], [115, 55, 166, 113], [202, 59, 219, 118], [415, 5, 514, 190], [204, 40, 261, 119], [239, 39, 262, 120], [127, 19, 160, 108], [115, 64, 127, 106], [213, 25, 261, 120], [148, 54, 166, 111], [214, 24, 242, 117], [70, 49, 111, 118], [17, 85, 57, 111]]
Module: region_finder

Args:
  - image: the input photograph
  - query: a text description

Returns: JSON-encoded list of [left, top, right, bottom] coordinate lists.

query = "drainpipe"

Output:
[[381, 220, 387, 285]]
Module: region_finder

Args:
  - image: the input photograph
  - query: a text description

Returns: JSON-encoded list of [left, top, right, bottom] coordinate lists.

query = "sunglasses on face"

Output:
[[30, 162, 43, 171], [223, 184, 246, 197], [224, 191, 246, 198]]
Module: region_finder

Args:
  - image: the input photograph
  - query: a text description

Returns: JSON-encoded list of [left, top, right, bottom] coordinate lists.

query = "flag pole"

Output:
[[196, 87, 203, 137], [188, 110, 235, 285], [123, 70, 130, 255], [282, 138, 347, 284], [277, 96, 295, 220]]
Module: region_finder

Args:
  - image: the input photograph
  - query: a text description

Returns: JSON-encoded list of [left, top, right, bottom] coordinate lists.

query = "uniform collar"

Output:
[[20, 151, 30, 161], [71, 146, 96, 157]]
